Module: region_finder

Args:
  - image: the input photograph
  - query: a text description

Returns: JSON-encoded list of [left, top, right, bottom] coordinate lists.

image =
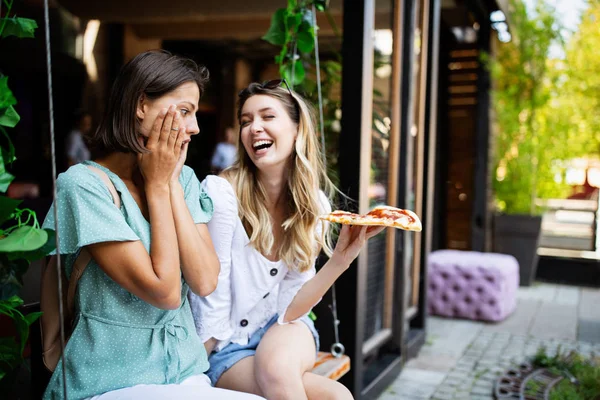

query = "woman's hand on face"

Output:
[[138, 105, 186, 188], [170, 141, 189, 187], [331, 224, 386, 268]]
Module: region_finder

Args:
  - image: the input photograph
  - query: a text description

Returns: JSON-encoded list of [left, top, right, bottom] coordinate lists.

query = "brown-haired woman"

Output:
[[189, 80, 384, 399], [42, 50, 263, 400]]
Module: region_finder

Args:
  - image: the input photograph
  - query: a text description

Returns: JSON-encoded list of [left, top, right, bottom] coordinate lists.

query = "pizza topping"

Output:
[[367, 208, 416, 223]]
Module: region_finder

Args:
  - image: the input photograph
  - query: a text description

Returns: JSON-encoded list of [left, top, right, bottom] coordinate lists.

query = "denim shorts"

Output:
[[205, 314, 320, 386]]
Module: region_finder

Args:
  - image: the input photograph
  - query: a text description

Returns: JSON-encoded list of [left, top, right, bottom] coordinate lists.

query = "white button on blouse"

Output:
[[189, 176, 330, 352]]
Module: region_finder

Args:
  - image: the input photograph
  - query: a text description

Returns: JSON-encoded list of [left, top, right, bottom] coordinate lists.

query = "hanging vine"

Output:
[[262, 0, 342, 182], [0, 0, 54, 384]]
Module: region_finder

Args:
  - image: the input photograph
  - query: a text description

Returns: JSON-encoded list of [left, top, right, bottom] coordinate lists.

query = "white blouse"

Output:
[[189, 176, 331, 352]]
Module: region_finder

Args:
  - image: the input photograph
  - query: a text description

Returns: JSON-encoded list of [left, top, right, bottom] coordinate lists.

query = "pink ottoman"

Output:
[[427, 250, 519, 322]]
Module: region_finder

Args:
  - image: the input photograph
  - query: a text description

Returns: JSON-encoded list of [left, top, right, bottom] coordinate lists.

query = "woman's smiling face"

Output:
[[239, 94, 298, 171]]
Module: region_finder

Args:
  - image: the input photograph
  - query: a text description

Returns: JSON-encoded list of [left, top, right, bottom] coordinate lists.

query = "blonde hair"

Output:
[[224, 82, 335, 272]]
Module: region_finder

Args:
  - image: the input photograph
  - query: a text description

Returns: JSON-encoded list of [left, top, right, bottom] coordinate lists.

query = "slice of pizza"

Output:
[[319, 206, 422, 232]]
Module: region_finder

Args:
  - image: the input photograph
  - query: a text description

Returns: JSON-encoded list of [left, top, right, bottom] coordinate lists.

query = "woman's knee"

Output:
[[254, 356, 298, 387], [325, 381, 353, 400]]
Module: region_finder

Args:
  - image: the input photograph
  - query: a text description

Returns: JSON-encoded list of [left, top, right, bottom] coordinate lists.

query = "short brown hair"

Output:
[[89, 50, 209, 157]]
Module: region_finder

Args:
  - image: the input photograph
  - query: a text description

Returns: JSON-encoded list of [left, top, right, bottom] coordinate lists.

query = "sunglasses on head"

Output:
[[261, 79, 294, 97]]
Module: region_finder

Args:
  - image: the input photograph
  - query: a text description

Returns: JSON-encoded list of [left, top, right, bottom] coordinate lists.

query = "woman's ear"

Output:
[[136, 94, 147, 121]]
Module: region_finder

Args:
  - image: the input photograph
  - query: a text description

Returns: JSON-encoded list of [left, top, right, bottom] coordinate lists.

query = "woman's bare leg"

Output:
[[217, 321, 353, 400], [216, 356, 263, 396], [302, 372, 353, 400], [252, 321, 315, 399]]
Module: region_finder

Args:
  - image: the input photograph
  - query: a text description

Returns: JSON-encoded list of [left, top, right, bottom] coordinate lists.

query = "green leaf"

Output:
[[0, 171, 14, 193], [24, 311, 42, 327], [0, 295, 24, 311], [0, 77, 17, 109], [282, 60, 306, 86], [262, 8, 287, 46], [286, 13, 302, 32], [0, 197, 21, 225], [7, 228, 55, 262], [0, 106, 20, 128], [0, 17, 38, 39], [1, 126, 17, 164], [0, 337, 21, 370], [314, 0, 330, 12], [10, 310, 29, 355], [297, 21, 315, 53], [0, 226, 48, 252]]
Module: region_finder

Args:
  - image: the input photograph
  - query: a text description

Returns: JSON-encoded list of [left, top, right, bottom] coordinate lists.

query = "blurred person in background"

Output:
[[66, 110, 92, 166], [210, 126, 237, 173]]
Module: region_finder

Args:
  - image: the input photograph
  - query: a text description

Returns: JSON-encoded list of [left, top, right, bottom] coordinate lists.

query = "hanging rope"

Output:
[[310, 4, 344, 358], [43, 0, 68, 397], [312, 4, 326, 160], [290, 41, 298, 90]]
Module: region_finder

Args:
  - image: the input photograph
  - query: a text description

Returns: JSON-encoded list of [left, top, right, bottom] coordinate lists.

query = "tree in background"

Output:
[[559, 0, 600, 158], [491, 0, 564, 215]]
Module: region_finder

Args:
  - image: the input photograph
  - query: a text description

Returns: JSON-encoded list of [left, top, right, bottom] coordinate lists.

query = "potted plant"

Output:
[[489, 0, 561, 286], [0, 3, 55, 393]]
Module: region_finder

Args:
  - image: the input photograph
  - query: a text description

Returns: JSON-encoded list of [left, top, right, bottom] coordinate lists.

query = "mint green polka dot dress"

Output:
[[42, 161, 213, 400]]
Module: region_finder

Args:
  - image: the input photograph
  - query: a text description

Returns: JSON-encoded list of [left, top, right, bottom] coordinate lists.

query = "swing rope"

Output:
[[311, 4, 344, 358], [43, 0, 69, 397]]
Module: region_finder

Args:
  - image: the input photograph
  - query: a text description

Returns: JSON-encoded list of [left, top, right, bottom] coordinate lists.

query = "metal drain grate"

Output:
[[494, 362, 563, 400]]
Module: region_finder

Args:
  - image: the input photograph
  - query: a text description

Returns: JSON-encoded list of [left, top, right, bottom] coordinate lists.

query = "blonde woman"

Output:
[[189, 80, 383, 399]]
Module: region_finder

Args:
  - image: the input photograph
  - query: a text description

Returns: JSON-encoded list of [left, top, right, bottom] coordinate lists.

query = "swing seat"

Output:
[[309, 352, 350, 381]]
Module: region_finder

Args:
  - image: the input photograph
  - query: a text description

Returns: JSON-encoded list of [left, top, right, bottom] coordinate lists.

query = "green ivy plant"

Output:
[[532, 346, 600, 400], [262, 0, 343, 181], [0, 0, 55, 384], [262, 0, 393, 189]]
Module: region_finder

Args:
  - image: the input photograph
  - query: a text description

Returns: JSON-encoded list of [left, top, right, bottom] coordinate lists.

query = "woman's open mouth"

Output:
[[252, 140, 273, 155]]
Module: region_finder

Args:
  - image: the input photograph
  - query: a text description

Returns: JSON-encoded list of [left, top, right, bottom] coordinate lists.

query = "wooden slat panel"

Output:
[[444, 46, 478, 250], [384, 0, 404, 330]]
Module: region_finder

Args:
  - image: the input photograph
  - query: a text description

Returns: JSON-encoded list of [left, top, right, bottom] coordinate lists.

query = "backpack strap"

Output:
[[64, 165, 120, 311], [87, 165, 121, 209]]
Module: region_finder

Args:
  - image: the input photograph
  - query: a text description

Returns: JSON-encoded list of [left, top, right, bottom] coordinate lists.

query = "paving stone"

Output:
[[473, 379, 495, 388], [578, 318, 600, 344], [431, 392, 454, 400], [455, 360, 476, 369], [405, 353, 459, 373], [398, 368, 446, 386], [469, 395, 494, 400], [471, 385, 494, 396], [441, 378, 461, 387], [529, 302, 578, 341], [579, 288, 600, 320], [453, 391, 471, 399], [483, 299, 542, 336], [446, 371, 469, 382], [465, 350, 484, 358], [554, 285, 581, 306], [389, 379, 437, 398], [432, 386, 456, 396]]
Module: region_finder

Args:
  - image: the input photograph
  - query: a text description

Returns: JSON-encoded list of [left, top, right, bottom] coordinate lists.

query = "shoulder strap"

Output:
[[86, 165, 121, 209], [64, 165, 121, 310]]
